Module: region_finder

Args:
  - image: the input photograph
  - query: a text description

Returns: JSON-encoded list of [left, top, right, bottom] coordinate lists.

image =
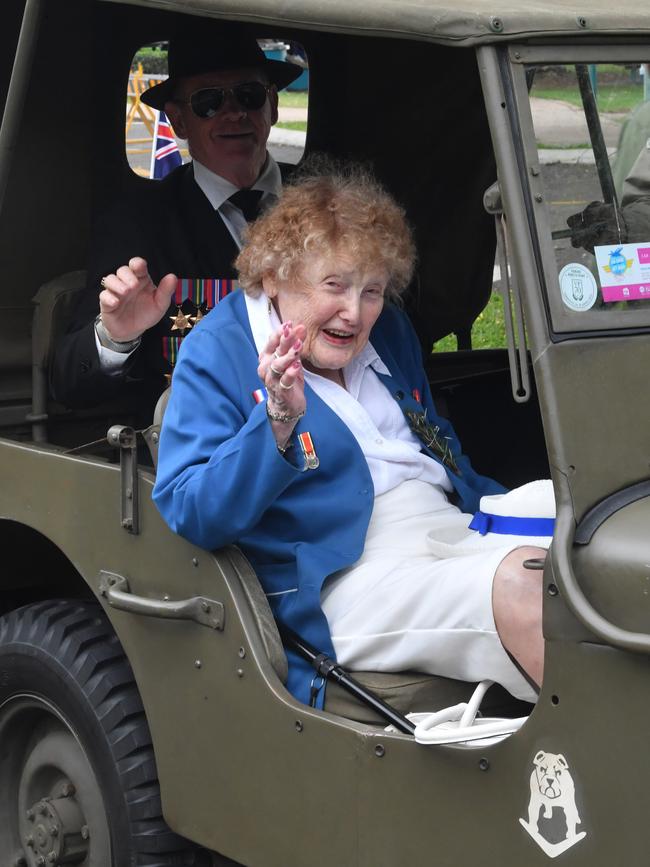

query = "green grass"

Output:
[[135, 46, 166, 57], [537, 142, 590, 150], [276, 121, 307, 132], [278, 91, 308, 108], [533, 85, 643, 114], [433, 291, 507, 352]]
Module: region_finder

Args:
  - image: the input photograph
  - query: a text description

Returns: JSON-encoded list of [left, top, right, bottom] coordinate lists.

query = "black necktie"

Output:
[[228, 188, 264, 222]]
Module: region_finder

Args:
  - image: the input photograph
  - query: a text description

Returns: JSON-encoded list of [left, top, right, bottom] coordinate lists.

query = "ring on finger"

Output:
[[270, 364, 283, 376], [273, 349, 282, 359], [100, 277, 108, 289], [279, 379, 294, 390]]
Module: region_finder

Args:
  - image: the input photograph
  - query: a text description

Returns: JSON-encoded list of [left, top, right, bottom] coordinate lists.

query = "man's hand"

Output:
[[99, 257, 177, 342], [566, 201, 629, 254], [567, 198, 650, 254]]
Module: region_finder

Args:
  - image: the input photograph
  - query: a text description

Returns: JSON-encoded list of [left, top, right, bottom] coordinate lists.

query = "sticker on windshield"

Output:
[[558, 263, 597, 311], [594, 241, 650, 302]]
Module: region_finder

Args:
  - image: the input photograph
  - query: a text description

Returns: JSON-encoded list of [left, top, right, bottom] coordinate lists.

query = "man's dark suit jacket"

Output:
[[50, 162, 245, 423]]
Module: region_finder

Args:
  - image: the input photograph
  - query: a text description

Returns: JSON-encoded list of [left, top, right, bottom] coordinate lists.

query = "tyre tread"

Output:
[[0, 599, 209, 865]]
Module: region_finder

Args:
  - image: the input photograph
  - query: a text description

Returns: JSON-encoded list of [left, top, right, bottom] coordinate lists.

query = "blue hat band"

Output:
[[469, 511, 555, 537]]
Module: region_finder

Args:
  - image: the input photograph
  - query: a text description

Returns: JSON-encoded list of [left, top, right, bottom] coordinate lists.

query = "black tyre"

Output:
[[0, 599, 212, 867]]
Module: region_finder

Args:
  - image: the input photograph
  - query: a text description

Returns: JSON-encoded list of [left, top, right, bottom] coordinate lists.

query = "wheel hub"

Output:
[[23, 785, 88, 866]]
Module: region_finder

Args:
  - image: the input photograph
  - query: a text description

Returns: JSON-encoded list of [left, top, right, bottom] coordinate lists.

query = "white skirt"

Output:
[[321, 479, 536, 702]]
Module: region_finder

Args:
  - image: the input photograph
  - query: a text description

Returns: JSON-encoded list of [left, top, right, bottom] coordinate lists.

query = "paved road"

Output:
[[531, 97, 623, 148]]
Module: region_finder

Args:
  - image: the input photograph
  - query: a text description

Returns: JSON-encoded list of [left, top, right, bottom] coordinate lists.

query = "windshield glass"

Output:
[[525, 61, 650, 333]]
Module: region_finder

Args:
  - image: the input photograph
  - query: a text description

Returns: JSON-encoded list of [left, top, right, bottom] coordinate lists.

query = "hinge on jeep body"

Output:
[[107, 425, 140, 534]]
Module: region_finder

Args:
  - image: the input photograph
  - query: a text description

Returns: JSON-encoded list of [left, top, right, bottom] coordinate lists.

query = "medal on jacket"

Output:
[[162, 336, 183, 365], [405, 409, 460, 475], [164, 278, 239, 365], [298, 432, 319, 470], [170, 307, 193, 332]]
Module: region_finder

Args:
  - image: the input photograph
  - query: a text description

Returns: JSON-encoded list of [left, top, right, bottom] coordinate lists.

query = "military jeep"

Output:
[[1, 0, 650, 865]]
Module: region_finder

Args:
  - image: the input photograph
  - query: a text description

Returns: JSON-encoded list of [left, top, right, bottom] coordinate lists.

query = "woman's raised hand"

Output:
[[258, 321, 307, 449]]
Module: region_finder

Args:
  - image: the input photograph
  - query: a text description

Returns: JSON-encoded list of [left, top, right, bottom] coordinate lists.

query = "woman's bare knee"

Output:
[[492, 546, 546, 685]]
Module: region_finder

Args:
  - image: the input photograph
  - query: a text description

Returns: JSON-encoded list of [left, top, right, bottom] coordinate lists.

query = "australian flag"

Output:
[[150, 110, 182, 179]]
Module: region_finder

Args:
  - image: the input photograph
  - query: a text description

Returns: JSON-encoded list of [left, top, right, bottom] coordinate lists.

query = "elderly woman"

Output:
[[152, 167, 544, 709]]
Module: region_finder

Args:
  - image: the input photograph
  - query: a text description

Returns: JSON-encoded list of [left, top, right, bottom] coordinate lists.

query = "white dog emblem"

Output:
[[519, 751, 586, 858]]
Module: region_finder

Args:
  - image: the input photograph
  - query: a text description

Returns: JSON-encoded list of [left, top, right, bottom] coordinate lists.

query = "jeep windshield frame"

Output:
[[482, 42, 650, 340]]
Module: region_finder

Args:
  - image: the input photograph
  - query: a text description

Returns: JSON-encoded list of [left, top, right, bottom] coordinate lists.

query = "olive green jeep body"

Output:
[[1, 1, 650, 864]]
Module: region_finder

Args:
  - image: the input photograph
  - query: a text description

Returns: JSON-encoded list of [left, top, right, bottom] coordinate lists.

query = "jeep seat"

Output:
[[31, 270, 87, 442], [223, 543, 528, 726]]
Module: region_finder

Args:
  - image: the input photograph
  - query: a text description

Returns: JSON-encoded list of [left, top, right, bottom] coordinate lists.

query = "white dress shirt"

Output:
[[192, 155, 282, 249]]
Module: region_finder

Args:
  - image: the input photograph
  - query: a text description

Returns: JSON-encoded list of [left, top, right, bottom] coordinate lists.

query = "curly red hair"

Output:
[[235, 164, 415, 301]]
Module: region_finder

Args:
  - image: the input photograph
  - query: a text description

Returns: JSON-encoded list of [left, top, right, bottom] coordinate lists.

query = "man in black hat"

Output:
[[51, 30, 301, 420]]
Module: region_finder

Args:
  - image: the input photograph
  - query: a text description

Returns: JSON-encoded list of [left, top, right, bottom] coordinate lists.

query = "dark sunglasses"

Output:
[[181, 82, 271, 119]]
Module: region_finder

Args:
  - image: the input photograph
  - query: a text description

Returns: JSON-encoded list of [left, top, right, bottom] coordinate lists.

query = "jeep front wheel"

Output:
[[0, 599, 210, 866]]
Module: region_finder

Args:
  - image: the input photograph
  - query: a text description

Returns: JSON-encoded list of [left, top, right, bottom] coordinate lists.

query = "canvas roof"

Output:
[[103, 0, 650, 45]]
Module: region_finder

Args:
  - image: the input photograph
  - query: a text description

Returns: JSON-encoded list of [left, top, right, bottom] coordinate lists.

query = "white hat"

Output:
[[427, 479, 555, 558]]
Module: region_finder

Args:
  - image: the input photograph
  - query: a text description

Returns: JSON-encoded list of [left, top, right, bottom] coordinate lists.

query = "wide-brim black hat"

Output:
[[141, 30, 303, 111]]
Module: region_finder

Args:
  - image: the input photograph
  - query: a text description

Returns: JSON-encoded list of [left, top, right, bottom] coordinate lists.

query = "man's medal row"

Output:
[[163, 277, 237, 364]]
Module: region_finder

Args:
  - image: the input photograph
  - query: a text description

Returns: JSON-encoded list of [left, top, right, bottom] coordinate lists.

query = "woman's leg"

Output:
[[492, 546, 546, 688], [325, 545, 542, 702]]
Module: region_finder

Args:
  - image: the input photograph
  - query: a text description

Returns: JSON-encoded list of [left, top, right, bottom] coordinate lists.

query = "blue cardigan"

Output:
[[153, 290, 505, 707]]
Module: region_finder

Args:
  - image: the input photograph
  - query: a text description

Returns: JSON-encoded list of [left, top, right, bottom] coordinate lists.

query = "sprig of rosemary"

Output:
[[405, 409, 460, 475]]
